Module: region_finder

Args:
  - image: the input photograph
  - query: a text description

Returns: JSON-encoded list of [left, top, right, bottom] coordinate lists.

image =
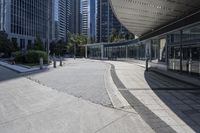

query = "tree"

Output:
[[0, 31, 12, 57], [50, 40, 67, 56], [125, 33, 135, 40], [110, 28, 120, 42], [67, 33, 87, 57], [11, 39, 20, 52], [34, 36, 44, 51]]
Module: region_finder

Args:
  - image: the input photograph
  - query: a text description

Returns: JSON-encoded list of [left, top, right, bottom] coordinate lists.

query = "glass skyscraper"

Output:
[[0, 0, 53, 49], [71, 0, 81, 34], [97, 0, 130, 43], [81, 0, 96, 42]]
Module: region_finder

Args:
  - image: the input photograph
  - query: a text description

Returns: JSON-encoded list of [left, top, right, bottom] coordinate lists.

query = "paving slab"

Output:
[[106, 61, 199, 133], [0, 75, 154, 133]]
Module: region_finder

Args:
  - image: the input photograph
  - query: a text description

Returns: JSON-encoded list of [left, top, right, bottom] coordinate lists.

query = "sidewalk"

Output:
[[106, 61, 200, 133], [0, 77, 154, 133]]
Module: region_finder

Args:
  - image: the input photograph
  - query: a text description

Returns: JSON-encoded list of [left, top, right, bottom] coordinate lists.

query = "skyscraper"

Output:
[[66, 0, 72, 34], [81, 0, 89, 36], [0, 0, 53, 49], [97, 0, 130, 43], [81, 0, 96, 43], [53, 0, 66, 41], [58, 0, 66, 41], [71, 0, 81, 34]]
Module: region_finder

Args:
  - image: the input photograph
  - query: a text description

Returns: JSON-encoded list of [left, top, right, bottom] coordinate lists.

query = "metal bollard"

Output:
[[40, 57, 43, 70], [60, 57, 63, 66], [146, 58, 149, 71], [189, 59, 192, 74], [53, 57, 56, 68]]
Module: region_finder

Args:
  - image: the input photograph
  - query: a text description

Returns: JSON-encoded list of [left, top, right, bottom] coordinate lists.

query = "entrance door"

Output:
[[182, 45, 200, 74]]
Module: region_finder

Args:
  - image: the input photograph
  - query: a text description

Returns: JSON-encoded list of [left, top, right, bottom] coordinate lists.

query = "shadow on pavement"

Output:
[[144, 71, 200, 132], [0, 65, 50, 83]]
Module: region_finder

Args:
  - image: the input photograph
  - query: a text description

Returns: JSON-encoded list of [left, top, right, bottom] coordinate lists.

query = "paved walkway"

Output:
[[107, 61, 200, 133], [0, 59, 200, 133], [0, 64, 154, 133]]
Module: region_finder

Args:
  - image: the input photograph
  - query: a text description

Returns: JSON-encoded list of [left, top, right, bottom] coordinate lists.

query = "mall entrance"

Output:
[[168, 44, 200, 74]]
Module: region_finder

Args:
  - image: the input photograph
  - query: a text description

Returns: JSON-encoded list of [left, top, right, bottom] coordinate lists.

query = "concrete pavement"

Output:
[[0, 59, 200, 133], [0, 64, 154, 133], [107, 61, 200, 133]]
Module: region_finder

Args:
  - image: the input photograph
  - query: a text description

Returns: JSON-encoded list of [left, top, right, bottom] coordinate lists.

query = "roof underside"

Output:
[[110, 0, 200, 36]]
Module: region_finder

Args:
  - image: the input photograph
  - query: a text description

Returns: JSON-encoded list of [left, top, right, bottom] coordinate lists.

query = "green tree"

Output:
[[0, 31, 12, 57], [50, 40, 67, 56], [67, 33, 87, 57], [34, 36, 44, 51], [110, 28, 120, 42], [11, 39, 20, 52]]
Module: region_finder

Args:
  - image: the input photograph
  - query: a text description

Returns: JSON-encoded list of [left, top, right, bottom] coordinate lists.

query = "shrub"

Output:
[[26, 50, 47, 64], [13, 50, 48, 64]]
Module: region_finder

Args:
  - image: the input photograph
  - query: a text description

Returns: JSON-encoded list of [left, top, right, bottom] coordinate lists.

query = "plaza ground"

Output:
[[0, 59, 200, 133]]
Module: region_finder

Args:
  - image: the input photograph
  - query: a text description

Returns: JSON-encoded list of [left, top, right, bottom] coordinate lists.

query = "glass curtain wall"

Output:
[[167, 24, 200, 74]]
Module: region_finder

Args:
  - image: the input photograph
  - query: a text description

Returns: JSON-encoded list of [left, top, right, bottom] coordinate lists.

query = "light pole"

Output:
[[46, 0, 50, 64], [74, 43, 76, 59]]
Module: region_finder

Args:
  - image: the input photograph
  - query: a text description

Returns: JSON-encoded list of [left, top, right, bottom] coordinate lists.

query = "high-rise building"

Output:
[[0, 0, 53, 49], [81, 0, 89, 36], [71, 0, 81, 34], [53, 0, 66, 41], [97, 0, 130, 43], [81, 0, 96, 43], [66, 0, 72, 34]]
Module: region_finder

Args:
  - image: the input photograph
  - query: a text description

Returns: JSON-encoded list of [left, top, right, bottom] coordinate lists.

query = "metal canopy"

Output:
[[110, 0, 200, 36]]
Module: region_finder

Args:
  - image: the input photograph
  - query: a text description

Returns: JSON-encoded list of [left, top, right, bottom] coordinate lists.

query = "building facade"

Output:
[[87, 0, 200, 76], [58, 0, 66, 41], [81, 0, 89, 36], [96, 0, 130, 43], [66, 0, 71, 34], [71, 0, 81, 34], [0, 0, 53, 49], [53, 0, 66, 41], [81, 0, 96, 43]]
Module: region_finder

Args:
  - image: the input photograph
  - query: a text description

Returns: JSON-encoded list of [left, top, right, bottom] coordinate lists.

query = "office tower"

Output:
[[81, 0, 96, 43], [81, 0, 89, 36], [0, 0, 53, 49], [66, 0, 71, 34], [58, 0, 66, 41], [53, 0, 66, 41], [97, 0, 130, 43], [71, 0, 81, 34]]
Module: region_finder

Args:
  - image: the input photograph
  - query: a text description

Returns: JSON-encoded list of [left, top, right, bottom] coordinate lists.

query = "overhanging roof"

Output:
[[110, 0, 200, 36]]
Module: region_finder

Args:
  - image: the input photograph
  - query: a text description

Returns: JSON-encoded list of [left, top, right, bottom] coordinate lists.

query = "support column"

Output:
[[101, 45, 104, 60], [126, 45, 128, 59], [180, 30, 183, 72], [166, 35, 169, 70], [85, 45, 88, 58]]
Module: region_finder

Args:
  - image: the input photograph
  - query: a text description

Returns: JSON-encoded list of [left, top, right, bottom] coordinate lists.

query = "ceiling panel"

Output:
[[110, 0, 200, 36]]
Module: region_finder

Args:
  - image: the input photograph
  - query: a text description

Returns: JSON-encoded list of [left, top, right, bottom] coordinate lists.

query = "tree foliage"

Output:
[[34, 36, 44, 51], [67, 32, 87, 57], [50, 40, 67, 56], [0, 31, 19, 57], [110, 28, 135, 43]]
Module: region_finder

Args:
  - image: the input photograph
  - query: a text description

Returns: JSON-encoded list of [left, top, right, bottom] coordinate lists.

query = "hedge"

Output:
[[13, 50, 48, 64]]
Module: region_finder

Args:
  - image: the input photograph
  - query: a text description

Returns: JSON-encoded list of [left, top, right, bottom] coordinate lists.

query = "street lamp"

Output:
[[46, 0, 50, 64]]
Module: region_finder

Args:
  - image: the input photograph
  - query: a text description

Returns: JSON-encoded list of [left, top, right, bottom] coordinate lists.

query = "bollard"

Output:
[[60, 57, 63, 66], [40, 57, 43, 70], [189, 59, 192, 74], [146, 58, 149, 71], [53, 56, 56, 68]]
